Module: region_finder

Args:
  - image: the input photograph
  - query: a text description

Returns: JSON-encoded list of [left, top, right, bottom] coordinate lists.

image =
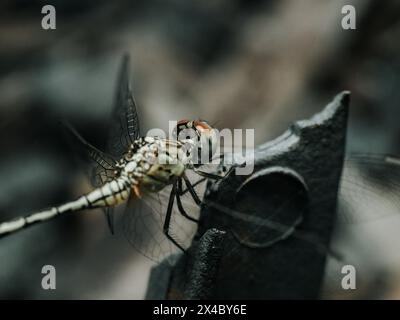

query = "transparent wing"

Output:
[[62, 122, 117, 232], [62, 55, 141, 234], [320, 153, 400, 224], [106, 54, 141, 158], [119, 175, 206, 262], [95, 54, 141, 232], [320, 154, 400, 298], [62, 122, 116, 187]]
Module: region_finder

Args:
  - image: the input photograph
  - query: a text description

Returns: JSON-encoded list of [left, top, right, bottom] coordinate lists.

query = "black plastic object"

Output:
[[146, 91, 350, 299]]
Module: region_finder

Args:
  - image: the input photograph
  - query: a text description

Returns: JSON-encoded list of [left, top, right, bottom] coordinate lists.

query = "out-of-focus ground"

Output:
[[0, 0, 400, 299]]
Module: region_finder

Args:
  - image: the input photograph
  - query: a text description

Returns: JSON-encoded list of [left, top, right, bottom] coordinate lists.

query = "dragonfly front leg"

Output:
[[163, 182, 185, 252], [179, 177, 206, 196], [176, 179, 199, 223], [182, 174, 202, 206], [192, 168, 223, 180], [180, 163, 235, 197]]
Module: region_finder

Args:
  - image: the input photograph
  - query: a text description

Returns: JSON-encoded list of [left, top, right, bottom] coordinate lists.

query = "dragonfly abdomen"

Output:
[[0, 177, 131, 238], [86, 177, 131, 208]]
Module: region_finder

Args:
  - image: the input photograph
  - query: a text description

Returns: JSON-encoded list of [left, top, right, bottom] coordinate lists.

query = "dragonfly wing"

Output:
[[106, 54, 141, 158], [120, 178, 203, 262], [62, 121, 116, 187], [321, 154, 400, 298], [334, 154, 400, 224], [62, 122, 117, 233]]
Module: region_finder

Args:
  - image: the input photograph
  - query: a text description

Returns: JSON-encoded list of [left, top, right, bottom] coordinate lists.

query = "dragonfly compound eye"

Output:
[[174, 119, 218, 165], [193, 120, 218, 164]]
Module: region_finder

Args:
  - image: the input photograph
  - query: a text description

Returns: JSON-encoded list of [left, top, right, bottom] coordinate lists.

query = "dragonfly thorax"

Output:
[[119, 136, 187, 193]]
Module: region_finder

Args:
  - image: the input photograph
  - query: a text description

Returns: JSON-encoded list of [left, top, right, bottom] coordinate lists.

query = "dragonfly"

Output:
[[0, 55, 228, 259], [0, 56, 399, 268]]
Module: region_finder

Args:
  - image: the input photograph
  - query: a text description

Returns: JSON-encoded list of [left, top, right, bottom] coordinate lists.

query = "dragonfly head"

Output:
[[174, 119, 218, 165]]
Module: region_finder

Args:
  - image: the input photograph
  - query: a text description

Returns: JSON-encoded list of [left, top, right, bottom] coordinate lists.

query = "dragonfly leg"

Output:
[[211, 152, 238, 175], [163, 182, 185, 252], [193, 168, 223, 180], [223, 164, 236, 177], [179, 177, 206, 196], [176, 179, 199, 223], [182, 175, 202, 206]]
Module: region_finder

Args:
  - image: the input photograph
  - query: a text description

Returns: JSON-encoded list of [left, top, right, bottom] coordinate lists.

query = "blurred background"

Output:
[[0, 0, 400, 299]]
